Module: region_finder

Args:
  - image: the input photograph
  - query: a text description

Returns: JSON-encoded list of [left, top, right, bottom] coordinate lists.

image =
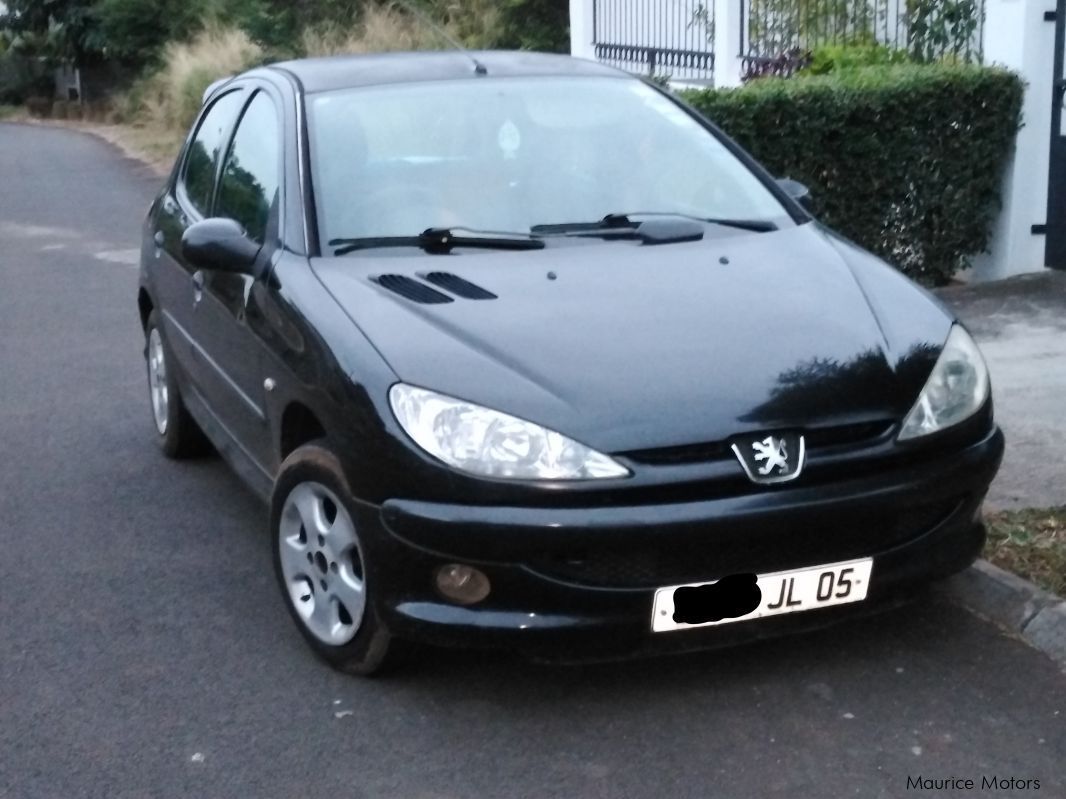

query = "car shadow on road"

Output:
[[369, 594, 988, 704]]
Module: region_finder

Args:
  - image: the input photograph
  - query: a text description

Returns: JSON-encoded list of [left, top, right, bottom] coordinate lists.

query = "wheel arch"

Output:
[[280, 401, 327, 462], [137, 287, 154, 331]]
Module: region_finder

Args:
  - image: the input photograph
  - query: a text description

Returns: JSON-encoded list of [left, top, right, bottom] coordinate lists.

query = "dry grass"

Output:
[[27, 2, 503, 173], [123, 26, 263, 134], [96, 26, 265, 166], [302, 1, 500, 57], [985, 507, 1066, 596], [90, 122, 184, 173]]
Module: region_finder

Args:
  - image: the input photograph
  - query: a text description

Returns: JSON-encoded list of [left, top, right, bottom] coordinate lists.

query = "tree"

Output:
[[0, 0, 98, 64], [218, 0, 363, 49], [495, 0, 569, 53], [92, 0, 208, 66]]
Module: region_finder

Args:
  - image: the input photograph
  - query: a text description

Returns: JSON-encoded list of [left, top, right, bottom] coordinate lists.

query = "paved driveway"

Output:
[[939, 272, 1066, 510], [1, 123, 1063, 799]]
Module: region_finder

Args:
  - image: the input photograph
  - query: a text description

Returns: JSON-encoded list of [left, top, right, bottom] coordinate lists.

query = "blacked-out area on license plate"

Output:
[[652, 559, 873, 632], [672, 574, 761, 625]]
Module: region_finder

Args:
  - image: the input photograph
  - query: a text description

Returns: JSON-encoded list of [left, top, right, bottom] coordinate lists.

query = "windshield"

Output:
[[308, 76, 791, 248]]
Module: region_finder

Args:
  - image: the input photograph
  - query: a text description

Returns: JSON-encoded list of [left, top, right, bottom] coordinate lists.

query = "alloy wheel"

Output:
[[277, 481, 366, 645], [147, 327, 169, 435]]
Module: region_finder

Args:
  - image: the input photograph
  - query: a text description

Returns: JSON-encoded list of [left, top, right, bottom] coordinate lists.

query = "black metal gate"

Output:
[[741, 0, 985, 67], [592, 0, 716, 80], [1046, 0, 1066, 269]]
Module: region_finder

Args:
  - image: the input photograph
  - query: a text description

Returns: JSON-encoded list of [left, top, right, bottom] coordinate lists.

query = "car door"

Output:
[[153, 87, 246, 401], [191, 87, 283, 472]]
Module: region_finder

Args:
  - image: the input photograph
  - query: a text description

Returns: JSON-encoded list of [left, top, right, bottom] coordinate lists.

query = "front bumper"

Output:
[[359, 427, 1003, 661]]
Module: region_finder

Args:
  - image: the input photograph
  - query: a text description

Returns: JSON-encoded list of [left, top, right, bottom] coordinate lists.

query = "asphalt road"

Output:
[[1, 123, 1063, 799]]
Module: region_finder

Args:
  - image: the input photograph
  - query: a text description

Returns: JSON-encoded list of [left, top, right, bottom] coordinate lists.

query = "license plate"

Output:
[[651, 558, 873, 632]]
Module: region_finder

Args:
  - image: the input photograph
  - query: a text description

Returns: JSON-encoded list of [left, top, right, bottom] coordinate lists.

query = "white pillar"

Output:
[[713, 0, 746, 87], [971, 0, 1057, 280], [570, 0, 597, 61]]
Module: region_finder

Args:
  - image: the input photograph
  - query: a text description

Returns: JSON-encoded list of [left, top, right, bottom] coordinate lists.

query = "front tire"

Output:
[[271, 443, 394, 675], [144, 310, 209, 458]]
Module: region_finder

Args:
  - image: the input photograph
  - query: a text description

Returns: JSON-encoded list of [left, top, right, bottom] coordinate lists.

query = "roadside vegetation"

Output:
[[0, 0, 566, 164], [985, 508, 1066, 596], [116, 25, 264, 157]]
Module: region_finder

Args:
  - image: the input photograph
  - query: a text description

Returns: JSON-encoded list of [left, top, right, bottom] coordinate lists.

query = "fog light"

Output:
[[434, 563, 491, 605]]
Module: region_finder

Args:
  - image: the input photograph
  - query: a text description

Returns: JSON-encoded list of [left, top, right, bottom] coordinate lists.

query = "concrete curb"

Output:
[[938, 559, 1066, 670]]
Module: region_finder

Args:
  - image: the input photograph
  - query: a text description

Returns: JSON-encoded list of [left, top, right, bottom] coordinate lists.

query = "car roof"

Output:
[[267, 50, 627, 94]]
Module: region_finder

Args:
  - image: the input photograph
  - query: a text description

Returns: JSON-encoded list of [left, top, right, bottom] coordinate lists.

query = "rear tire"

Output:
[[271, 443, 396, 676], [144, 310, 210, 458]]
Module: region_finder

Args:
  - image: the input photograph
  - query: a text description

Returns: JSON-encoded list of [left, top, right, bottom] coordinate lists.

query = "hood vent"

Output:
[[373, 274, 454, 304], [423, 272, 497, 300]]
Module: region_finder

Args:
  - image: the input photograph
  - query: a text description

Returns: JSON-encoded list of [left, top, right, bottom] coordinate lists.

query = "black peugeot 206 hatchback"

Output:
[[137, 50, 1004, 674]]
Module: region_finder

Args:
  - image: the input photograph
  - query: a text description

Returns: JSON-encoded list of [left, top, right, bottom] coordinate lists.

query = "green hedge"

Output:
[[681, 66, 1024, 285]]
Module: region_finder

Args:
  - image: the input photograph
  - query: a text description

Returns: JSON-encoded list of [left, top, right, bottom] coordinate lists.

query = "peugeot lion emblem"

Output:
[[731, 432, 806, 485]]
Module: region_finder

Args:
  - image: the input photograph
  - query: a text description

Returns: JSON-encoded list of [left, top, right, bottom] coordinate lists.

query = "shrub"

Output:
[[802, 42, 910, 75], [681, 65, 1023, 285], [743, 48, 813, 81], [25, 95, 53, 117]]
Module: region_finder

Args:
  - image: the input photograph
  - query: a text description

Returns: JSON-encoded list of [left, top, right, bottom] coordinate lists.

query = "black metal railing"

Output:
[[593, 0, 717, 80], [589, 0, 985, 86], [741, 0, 986, 72]]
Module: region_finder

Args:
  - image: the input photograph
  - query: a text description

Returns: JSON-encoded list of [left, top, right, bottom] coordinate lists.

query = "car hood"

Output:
[[311, 224, 952, 454]]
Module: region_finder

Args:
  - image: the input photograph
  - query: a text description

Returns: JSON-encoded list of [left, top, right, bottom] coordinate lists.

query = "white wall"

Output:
[[971, 0, 1057, 280], [569, 0, 596, 60]]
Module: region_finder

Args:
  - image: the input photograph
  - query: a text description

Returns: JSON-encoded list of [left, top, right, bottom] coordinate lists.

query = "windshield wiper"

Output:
[[330, 227, 545, 256], [530, 212, 777, 236]]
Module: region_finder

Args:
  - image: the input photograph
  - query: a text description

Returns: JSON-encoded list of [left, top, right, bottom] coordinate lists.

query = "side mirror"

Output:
[[776, 178, 813, 211], [181, 218, 261, 274]]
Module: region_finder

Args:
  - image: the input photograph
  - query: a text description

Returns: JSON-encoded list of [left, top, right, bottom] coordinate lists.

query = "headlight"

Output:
[[898, 325, 990, 441], [388, 384, 630, 480]]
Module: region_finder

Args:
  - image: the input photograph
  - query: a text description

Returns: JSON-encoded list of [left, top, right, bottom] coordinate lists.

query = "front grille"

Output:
[[621, 420, 895, 466], [523, 497, 962, 589], [805, 421, 895, 451], [622, 440, 731, 466]]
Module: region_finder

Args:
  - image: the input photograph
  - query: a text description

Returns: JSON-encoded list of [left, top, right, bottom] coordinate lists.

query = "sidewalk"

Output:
[[936, 269, 1066, 510]]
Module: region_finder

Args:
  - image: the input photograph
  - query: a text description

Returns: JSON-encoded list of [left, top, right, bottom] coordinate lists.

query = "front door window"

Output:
[[216, 92, 280, 243], [181, 90, 246, 216]]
